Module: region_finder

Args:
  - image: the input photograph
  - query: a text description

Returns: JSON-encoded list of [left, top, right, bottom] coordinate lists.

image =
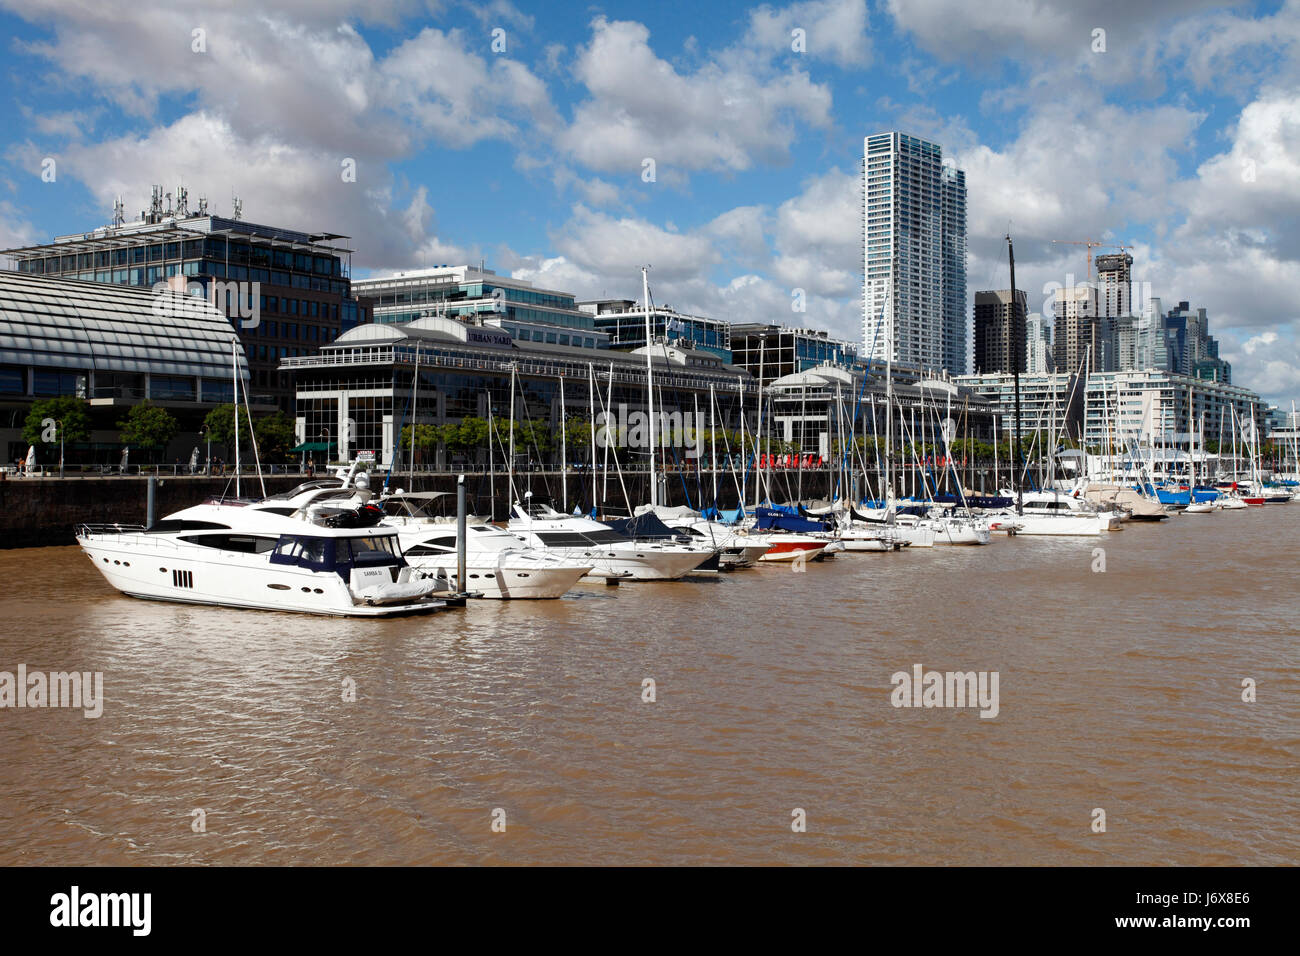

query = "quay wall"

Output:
[[1, 462, 1008, 548]]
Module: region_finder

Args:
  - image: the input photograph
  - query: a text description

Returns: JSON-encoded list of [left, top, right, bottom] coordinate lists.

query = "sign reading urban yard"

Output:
[[465, 327, 514, 349]]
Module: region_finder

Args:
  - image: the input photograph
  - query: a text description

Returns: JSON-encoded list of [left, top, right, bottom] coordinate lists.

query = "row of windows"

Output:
[[501, 325, 597, 349], [252, 297, 338, 321], [19, 241, 342, 277]]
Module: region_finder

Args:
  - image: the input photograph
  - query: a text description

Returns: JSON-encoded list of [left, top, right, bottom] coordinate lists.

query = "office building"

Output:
[[354, 265, 608, 350], [2, 185, 369, 412], [579, 299, 731, 361], [0, 270, 261, 464], [729, 324, 860, 388]]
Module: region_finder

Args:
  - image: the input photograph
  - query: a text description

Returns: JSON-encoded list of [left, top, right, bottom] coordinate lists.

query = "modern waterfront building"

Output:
[[863, 132, 968, 375], [973, 290, 1027, 374], [1083, 369, 1261, 450], [353, 265, 608, 350], [729, 323, 860, 388], [1, 186, 368, 412], [280, 314, 757, 471], [0, 270, 261, 465], [767, 365, 997, 458], [579, 299, 731, 361], [955, 371, 1086, 444]]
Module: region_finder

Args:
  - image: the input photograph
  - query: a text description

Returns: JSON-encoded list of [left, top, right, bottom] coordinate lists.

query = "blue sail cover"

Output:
[[754, 507, 832, 534]]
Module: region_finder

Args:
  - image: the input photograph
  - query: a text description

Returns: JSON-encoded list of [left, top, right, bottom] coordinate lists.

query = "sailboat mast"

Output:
[[1007, 235, 1022, 515], [559, 375, 567, 513], [642, 266, 657, 508], [410, 346, 420, 486], [232, 338, 241, 498], [709, 383, 718, 505], [588, 363, 598, 514], [508, 363, 517, 507]]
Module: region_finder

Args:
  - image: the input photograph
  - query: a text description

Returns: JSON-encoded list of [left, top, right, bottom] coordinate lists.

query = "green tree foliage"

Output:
[[202, 403, 252, 452], [117, 402, 179, 451], [22, 396, 90, 447], [254, 412, 297, 461]]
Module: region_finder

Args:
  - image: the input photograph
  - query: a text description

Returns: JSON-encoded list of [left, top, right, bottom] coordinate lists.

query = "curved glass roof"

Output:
[[0, 271, 248, 379]]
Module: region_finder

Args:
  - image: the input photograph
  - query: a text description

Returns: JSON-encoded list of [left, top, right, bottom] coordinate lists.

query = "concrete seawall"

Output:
[[0, 468, 851, 548], [0, 475, 306, 548]]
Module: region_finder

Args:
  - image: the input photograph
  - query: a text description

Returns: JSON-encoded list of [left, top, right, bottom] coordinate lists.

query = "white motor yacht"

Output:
[[379, 493, 592, 599], [508, 500, 716, 580], [76, 499, 449, 617]]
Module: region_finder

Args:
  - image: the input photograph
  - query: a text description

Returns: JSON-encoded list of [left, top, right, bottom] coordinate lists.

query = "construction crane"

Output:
[[1051, 239, 1133, 280]]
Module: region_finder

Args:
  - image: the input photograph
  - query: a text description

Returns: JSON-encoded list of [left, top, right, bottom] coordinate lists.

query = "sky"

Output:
[[1, 0, 1298, 405]]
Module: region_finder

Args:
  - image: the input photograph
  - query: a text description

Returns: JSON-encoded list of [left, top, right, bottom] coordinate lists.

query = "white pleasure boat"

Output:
[[76, 499, 450, 617]]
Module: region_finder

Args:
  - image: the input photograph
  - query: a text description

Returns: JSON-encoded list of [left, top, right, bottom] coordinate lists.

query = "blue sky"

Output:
[[1, 0, 1298, 403]]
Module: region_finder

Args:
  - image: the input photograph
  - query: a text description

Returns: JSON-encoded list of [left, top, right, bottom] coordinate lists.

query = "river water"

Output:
[[1, 507, 1296, 865]]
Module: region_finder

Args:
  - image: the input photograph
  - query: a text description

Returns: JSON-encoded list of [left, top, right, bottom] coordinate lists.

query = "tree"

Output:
[[399, 423, 438, 451], [202, 403, 253, 455], [117, 402, 179, 458], [254, 412, 297, 461], [22, 396, 90, 448], [448, 416, 490, 458]]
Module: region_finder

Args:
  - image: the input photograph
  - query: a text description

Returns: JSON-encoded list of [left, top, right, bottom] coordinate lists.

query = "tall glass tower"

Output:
[[863, 132, 968, 374]]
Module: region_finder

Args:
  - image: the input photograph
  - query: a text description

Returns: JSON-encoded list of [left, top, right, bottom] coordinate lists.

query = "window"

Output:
[[179, 534, 277, 553], [33, 371, 86, 397]]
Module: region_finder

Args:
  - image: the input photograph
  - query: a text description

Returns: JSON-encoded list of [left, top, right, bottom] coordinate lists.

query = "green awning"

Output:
[[290, 441, 337, 452]]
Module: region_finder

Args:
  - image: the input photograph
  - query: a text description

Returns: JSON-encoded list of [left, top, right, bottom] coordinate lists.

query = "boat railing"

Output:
[[76, 523, 184, 550], [76, 522, 146, 536]]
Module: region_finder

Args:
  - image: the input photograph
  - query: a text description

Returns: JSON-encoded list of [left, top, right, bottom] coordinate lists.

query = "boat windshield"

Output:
[[269, 534, 402, 573]]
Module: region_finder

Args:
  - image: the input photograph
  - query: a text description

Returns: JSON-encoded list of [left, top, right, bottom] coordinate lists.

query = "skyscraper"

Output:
[[863, 132, 968, 374], [973, 289, 1027, 374], [1095, 252, 1133, 318]]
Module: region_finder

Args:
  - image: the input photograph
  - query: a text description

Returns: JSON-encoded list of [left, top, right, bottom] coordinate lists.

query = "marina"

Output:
[[1, 503, 1295, 866]]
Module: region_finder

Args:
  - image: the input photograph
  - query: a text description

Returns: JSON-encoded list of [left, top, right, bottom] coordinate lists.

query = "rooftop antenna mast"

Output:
[[112, 195, 125, 228], [231, 193, 243, 221]]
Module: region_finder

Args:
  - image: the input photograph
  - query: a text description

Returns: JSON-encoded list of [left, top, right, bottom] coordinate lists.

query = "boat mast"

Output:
[[642, 265, 657, 508], [709, 383, 718, 506], [232, 338, 241, 498], [884, 295, 894, 506], [1006, 235, 1023, 515], [559, 375, 567, 513], [409, 345, 420, 487], [588, 363, 598, 515], [508, 363, 517, 507]]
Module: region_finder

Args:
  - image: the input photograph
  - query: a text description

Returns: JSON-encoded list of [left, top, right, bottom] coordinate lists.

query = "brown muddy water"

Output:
[[0, 508, 1296, 865]]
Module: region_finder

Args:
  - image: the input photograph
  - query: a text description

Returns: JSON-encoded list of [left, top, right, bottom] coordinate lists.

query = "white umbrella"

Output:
[[25, 446, 36, 475]]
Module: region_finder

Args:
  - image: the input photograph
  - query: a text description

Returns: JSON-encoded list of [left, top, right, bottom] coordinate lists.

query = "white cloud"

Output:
[[742, 0, 872, 67], [558, 17, 832, 177]]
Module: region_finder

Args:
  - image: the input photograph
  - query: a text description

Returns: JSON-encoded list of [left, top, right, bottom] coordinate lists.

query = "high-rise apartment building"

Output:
[[1095, 252, 1133, 318], [973, 289, 1027, 374], [1026, 313, 1053, 374], [863, 132, 968, 375]]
